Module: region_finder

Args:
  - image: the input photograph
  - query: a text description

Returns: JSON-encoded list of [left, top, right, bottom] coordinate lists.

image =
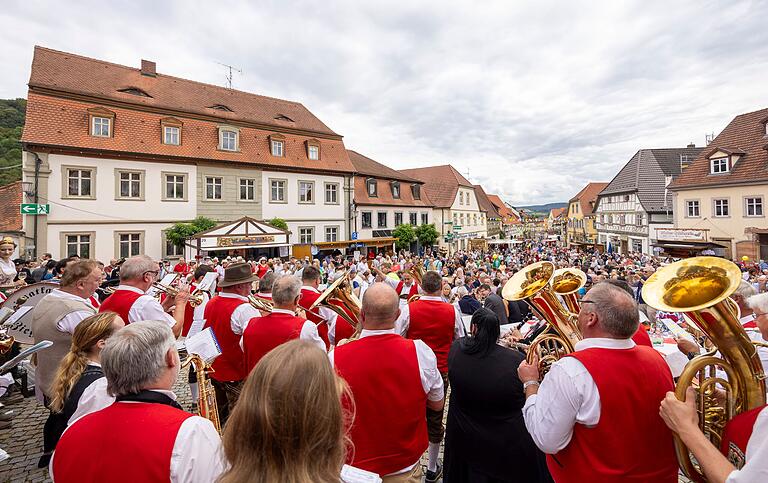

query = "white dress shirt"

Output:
[[328, 328, 444, 402], [239, 308, 326, 351], [55, 389, 224, 483], [47, 289, 95, 334], [216, 292, 261, 335], [727, 406, 768, 482], [395, 295, 466, 339], [522, 337, 636, 454], [117, 285, 176, 327]]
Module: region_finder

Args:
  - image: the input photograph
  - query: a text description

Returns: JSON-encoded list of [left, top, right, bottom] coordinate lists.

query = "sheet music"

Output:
[[184, 327, 221, 364], [341, 464, 382, 483], [197, 272, 218, 292], [658, 316, 695, 342], [187, 319, 206, 338]]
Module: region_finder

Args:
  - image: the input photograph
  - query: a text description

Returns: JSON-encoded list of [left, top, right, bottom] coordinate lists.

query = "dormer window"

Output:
[[367, 178, 378, 197], [117, 87, 152, 98], [274, 114, 294, 122], [411, 184, 421, 200], [711, 157, 729, 174], [218, 126, 239, 151], [87, 107, 115, 138], [209, 104, 233, 112], [161, 118, 182, 146], [269, 134, 285, 157], [305, 140, 320, 160], [391, 181, 400, 199]]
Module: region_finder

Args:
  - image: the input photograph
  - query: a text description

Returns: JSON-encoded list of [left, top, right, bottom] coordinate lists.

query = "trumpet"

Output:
[[249, 294, 329, 322], [153, 282, 204, 307]]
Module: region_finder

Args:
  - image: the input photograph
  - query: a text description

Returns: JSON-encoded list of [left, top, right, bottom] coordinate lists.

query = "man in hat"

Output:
[[202, 262, 261, 423]]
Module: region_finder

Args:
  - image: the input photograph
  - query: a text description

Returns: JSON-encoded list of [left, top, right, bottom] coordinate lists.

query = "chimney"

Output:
[[140, 59, 156, 77], [687, 142, 695, 148]]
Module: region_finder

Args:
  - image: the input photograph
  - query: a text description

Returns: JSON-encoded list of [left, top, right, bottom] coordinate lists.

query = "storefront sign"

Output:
[[655, 228, 706, 242], [218, 235, 276, 246]]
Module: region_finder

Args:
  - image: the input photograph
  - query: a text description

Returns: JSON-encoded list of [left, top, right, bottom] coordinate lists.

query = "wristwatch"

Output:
[[686, 351, 697, 360]]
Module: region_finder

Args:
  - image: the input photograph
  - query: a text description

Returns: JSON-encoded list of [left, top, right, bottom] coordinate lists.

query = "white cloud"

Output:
[[1, 0, 767, 205]]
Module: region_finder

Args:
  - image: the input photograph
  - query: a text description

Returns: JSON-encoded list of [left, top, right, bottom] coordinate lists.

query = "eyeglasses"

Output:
[[581, 300, 596, 304], [144, 270, 160, 278]]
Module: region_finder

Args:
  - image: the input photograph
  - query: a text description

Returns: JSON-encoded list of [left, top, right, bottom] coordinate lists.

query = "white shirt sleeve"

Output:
[[381, 277, 398, 289], [521, 357, 601, 454], [413, 340, 444, 401], [192, 293, 210, 321], [56, 310, 95, 334], [170, 416, 226, 483], [318, 306, 338, 346], [230, 303, 261, 335], [395, 304, 410, 336], [726, 408, 768, 482], [68, 378, 115, 426], [129, 295, 176, 327], [453, 306, 466, 339], [300, 321, 327, 351]]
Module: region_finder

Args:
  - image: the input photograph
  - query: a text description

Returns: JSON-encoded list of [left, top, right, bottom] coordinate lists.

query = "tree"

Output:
[[166, 216, 216, 249], [267, 217, 288, 231], [392, 224, 416, 251], [0, 98, 26, 186], [415, 223, 440, 247]]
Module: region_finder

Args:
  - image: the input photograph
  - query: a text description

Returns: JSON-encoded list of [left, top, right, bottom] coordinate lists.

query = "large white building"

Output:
[[21, 46, 355, 261]]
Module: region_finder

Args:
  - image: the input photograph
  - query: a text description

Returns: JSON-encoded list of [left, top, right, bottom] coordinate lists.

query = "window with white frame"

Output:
[[271, 139, 284, 157], [308, 144, 319, 160], [710, 157, 729, 174], [165, 174, 185, 200], [325, 226, 338, 242], [391, 182, 400, 199], [118, 171, 142, 199], [714, 199, 729, 217], [299, 227, 313, 244], [410, 212, 418, 225], [362, 212, 372, 228], [67, 168, 93, 197], [66, 234, 91, 258], [220, 129, 238, 151], [367, 179, 377, 197], [299, 181, 314, 203], [746, 197, 763, 217], [163, 126, 180, 145], [239, 178, 255, 201], [325, 183, 338, 204], [421, 212, 428, 225], [205, 176, 223, 200], [686, 200, 700, 217], [270, 179, 286, 202], [91, 116, 111, 137], [395, 212, 403, 226], [165, 237, 183, 257], [377, 212, 387, 228], [411, 184, 421, 200], [119, 233, 141, 258]]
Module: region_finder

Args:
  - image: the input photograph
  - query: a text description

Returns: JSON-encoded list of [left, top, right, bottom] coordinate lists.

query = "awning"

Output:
[[191, 216, 291, 251], [652, 240, 727, 250], [314, 237, 396, 250]]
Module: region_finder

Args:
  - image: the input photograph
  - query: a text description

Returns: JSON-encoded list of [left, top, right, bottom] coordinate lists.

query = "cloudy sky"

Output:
[[2, 0, 767, 205]]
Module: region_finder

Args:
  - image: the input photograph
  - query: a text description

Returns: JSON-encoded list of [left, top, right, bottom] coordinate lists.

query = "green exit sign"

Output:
[[20, 203, 50, 215]]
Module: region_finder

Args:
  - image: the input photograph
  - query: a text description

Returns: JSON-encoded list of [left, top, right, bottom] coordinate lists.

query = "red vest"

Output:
[[88, 295, 100, 308], [242, 312, 306, 374], [334, 334, 428, 476], [547, 346, 678, 483], [631, 324, 652, 347], [52, 402, 192, 483], [720, 404, 767, 468], [395, 281, 419, 299], [203, 295, 247, 381], [300, 287, 329, 349], [407, 299, 455, 373], [329, 299, 356, 343], [181, 282, 198, 337], [256, 264, 269, 278], [99, 289, 143, 324]]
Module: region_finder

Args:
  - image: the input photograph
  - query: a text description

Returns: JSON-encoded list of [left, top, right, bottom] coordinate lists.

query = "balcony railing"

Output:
[[595, 223, 648, 236]]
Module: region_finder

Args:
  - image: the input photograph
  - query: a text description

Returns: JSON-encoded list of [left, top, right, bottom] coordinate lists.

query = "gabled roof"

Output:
[[598, 147, 703, 212], [568, 182, 609, 216], [473, 185, 500, 217], [347, 150, 421, 183], [27, 46, 338, 136], [549, 207, 567, 219], [0, 182, 23, 233], [400, 165, 473, 208], [487, 194, 517, 219], [670, 107, 768, 190]]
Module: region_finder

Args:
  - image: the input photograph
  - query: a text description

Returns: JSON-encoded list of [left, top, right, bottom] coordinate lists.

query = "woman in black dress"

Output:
[[444, 308, 552, 483]]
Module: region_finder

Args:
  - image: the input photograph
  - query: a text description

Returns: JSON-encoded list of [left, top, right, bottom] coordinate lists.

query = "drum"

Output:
[[0, 282, 58, 344]]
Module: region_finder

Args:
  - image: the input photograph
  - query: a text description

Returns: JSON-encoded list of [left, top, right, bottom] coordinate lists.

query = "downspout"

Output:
[[32, 152, 42, 259]]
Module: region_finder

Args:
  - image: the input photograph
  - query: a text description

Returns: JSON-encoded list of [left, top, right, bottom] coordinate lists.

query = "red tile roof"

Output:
[[400, 165, 473, 208], [669, 107, 768, 190], [473, 185, 500, 217], [0, 182, 23, 233], [22, 47, 355, 174], [347, 150, 433, 207], [549, 207, 567, 219], [568, 182, 609, 216], [487, 194, 517, 219]]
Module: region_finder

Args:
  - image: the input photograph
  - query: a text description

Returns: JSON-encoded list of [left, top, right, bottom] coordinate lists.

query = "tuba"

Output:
[[311, 269, 362, 345], [642, 256, 766, 482], [551, 267, 587, 314], [181, 353, 221, 433], [406, 263, 425, 303], [501, 261, 583, 375], [247, 294, 274, 313]]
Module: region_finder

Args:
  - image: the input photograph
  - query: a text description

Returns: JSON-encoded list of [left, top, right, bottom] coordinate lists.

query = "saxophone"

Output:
[[181, 353, 221, 433], [642, 257, 766, 482]]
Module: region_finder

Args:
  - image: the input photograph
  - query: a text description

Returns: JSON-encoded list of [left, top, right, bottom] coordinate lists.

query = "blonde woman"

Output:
[[40, 312, 124, 466], [220, 339, 351, 483], [0, 236, 23, 290]]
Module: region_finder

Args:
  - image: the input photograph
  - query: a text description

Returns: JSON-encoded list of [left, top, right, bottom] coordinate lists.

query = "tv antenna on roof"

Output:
[[216, 62, 242, 89]]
